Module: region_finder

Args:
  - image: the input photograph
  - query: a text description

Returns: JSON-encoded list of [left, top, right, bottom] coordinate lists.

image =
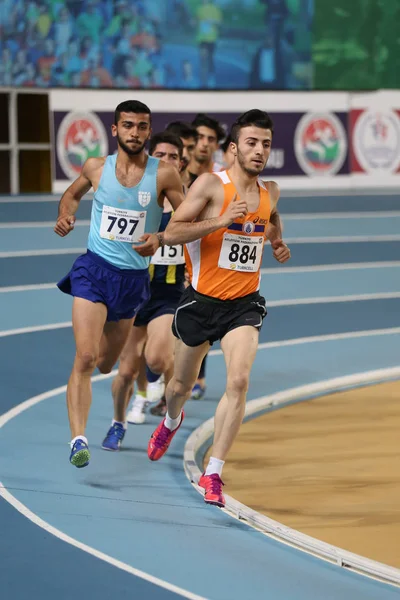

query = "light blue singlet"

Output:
[[87, 154, 163, 270]]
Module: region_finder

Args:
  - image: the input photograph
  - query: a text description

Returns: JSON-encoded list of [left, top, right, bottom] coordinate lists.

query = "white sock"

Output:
[[70, 435, 88, 449], [205, 456, 225, 477], [112, 419, 128, 430], [164, 411, 182, 431]]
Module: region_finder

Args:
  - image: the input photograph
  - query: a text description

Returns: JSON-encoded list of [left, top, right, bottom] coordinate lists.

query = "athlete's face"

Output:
[[194, 126, 218, 164], [112, 111, 151, 156], [234, 126, 272, 176], [180, 135, 196, 171], [152, 142, 181, 170]]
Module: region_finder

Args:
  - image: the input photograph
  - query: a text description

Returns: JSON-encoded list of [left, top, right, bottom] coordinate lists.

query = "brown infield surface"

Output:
[[205, 381, 400, 569]]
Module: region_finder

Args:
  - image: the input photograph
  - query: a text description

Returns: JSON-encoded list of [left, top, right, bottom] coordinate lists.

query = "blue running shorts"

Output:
[[57, 250, 150, 322], [134, 282, 184, 328]]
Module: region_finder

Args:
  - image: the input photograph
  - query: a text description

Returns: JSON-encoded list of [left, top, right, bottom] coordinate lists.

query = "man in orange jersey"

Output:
[[147, 109, 291, 507]]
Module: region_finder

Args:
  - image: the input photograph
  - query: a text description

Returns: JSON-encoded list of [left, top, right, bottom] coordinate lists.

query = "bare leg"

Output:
[[97, 318, 135, 375], [145, 314, 175, 388], [212, 326, 259, 460], [136, 353, 148, 393], [67, 298, 107, 439], [166, 339, 210, 419], [111, 324, 147, 422]]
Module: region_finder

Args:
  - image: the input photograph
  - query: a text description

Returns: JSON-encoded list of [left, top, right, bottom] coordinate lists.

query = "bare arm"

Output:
[[265, 181, 291, 263], [265, 181, 282, 243], [58, 158, 100, 217], [55, 158, 102, 237], [164, 173, 248, 245], [158, 161, 186, 212]]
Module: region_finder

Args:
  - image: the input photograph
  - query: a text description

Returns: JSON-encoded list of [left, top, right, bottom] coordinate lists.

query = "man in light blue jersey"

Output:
[[54, 100, 184, 468], [102, 132, 186, 446]]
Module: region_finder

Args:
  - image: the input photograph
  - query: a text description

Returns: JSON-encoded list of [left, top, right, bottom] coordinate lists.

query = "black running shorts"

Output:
[[172, 286, 267, 347]]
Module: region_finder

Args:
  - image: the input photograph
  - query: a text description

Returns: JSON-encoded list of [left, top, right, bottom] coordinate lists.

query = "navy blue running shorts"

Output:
[[57, 250, 150, 322], [134, 282, 184, 328]]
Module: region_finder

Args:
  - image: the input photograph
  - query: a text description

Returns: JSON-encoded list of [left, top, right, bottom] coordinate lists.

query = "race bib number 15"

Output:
[[100, 205, 146, 243], [218, 233, 264, 272]]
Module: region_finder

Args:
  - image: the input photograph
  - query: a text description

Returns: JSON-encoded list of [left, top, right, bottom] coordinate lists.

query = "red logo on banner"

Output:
[[294, 113, 347, 176], [57, 112, 108, 179]]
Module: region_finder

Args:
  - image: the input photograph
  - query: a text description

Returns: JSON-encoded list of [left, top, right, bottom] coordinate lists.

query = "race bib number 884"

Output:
[[218, 233, 264, 272]]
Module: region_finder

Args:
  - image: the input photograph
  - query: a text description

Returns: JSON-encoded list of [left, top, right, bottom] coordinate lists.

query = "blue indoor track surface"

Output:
[[1, 192, 399, 600]]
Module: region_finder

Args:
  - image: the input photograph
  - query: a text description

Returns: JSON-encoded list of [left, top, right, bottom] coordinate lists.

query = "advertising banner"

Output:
[[53, 109, 349, 191]]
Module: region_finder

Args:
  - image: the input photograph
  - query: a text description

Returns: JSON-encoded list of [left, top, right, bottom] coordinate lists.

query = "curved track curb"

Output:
[[183, 367, 400, 588]]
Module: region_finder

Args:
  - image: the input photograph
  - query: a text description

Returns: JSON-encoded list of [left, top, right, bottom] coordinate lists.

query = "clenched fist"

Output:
[[220, 194, 248, 227], [271, 238, 291, 263], [54, 215, 76, 237]]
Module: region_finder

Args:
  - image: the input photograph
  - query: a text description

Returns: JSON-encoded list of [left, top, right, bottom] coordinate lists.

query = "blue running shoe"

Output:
[[70, 439, 90, 468], [102, 422, 125, 451], [191, 383, 206, 400]]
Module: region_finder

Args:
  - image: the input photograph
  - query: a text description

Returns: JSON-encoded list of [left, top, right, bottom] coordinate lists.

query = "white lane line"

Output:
[[260, 261, 400, 274], [267, 292, 400, 307], [2, 296, 400, 339], [1, 214, 398, 226], [0, 322, 72, 338], [0, 488, 205, 600], [284, 235, 400, 243], [283, 211, 400, 220], [0, 369, 204, 600], [0, 221, 90, 229], [208, 327, 400, 356], [1, 331, 400, 592], [0, 283, 57, 293], [0, 238, 398, 260], [0, 197, 92, 203], [184, 367, 400, 588], [0, 248, 85, 258], [0, 262, 399, 291]]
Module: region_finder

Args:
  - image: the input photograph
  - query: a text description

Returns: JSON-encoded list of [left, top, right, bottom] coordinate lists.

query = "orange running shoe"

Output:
[[198, 473, 225, 507], [147, 411, 184, 461]]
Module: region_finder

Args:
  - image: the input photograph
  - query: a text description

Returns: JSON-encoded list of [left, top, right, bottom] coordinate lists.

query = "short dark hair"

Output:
[[165, 121, 198, 141], [220, 134, 232, 154], [230, 109, 274, 144], [114, 100, 151, 125], [191, 113, 225, 142], [149, 132, 183, 159]]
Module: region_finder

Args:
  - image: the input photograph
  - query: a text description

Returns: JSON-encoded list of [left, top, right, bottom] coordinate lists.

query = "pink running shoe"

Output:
[[198, 473, 225, 507], [147, 411, 185, 461]]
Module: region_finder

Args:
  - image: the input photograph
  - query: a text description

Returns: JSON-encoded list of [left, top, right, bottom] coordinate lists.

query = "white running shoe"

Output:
[[127, 394, 148, 425], [147, 375, 165, 404]]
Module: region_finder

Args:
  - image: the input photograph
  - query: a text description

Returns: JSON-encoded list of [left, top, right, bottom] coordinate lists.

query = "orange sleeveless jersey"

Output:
[[184, 170, 271, 300]]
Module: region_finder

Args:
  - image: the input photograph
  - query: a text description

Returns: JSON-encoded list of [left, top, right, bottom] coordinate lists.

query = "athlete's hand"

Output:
[[219, 194, 248, 227], [54, 215, 75, 237], [134, 233, 160, 257], [271, 238, 291, 263]]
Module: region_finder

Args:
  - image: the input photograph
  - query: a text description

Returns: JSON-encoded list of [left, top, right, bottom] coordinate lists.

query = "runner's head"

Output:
[[165, 121, 198, 171], [149, 132, 183, 171], [112, 100, 152, 156], [191, 113, 225, 165], [231, 108, 274, 175], [220, 134, 235, 170], [230, 109, 273, 176]]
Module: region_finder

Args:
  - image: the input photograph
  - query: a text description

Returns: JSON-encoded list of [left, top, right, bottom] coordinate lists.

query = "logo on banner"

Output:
[[57, 111, 108, 179], [353, 110, 400, 173], [138, 191, 151, 207], [294, 113, 347, 176]]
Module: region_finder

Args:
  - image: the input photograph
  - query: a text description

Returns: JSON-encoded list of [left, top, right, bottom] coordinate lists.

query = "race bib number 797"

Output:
[[100, 205, 146, 243], [218, 233, 264, 272]]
